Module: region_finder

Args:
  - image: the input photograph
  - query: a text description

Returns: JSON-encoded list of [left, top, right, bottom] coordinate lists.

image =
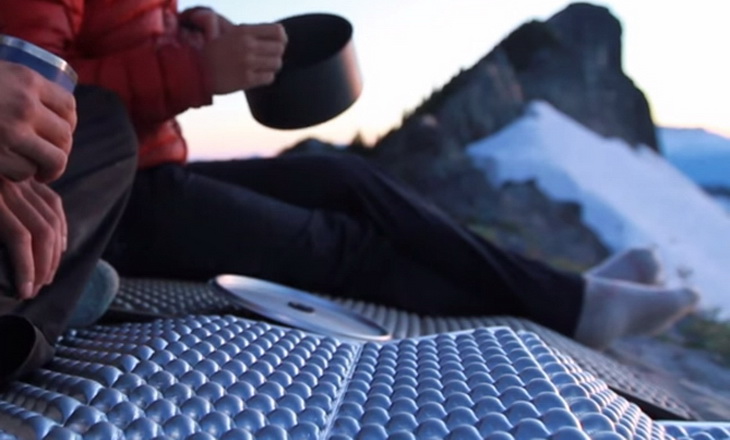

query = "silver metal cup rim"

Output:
[[0, 34, 78, 85]]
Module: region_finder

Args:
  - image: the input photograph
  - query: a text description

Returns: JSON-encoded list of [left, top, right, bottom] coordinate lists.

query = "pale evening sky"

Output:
[[176, 0, 730, 160]]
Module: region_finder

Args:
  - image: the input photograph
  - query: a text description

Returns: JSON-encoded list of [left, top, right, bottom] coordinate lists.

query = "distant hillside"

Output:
[[658, 127, 730, 190]]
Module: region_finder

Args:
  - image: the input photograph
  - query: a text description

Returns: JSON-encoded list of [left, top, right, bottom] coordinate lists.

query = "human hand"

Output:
[[180, 7, 236, 42], [202, 24, 287, 95], [0, 61, 77, 183], [0, 178, 66, 300]]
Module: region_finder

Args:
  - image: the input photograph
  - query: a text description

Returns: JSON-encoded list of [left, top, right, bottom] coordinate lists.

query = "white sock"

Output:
[[587, 248, 663, 285], [574, 276, 699, 349]]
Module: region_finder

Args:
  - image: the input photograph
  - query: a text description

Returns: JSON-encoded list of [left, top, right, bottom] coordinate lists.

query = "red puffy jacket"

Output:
[[0, 0, 214, 168]]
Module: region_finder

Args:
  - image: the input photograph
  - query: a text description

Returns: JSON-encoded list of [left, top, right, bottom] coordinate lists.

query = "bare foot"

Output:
[[574, 276, 700, 350], [587, 248, 663, 285]]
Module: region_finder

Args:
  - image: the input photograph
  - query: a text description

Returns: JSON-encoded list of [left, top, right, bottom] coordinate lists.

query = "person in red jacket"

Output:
[[0, 1, 699, 354]]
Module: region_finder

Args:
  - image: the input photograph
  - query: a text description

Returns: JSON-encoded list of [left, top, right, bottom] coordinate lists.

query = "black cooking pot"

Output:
[[245, 13, 363, 129]]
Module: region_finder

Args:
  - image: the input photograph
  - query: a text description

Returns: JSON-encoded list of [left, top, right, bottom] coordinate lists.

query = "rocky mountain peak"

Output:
[[284, 2, 662, 268], [380, 1, 656, 155], [548, 3, 623, 71]]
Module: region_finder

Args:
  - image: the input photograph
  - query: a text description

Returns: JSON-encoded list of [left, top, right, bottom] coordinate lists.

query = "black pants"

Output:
[[105, 154, 584, 336], [0, 86, 137, 383]]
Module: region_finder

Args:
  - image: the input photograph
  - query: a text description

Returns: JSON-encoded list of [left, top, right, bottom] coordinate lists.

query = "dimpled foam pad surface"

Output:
[[1, 316, 358, 439], [108, 278, 698, 420], [662, 423, 730, 440], [0, 315, 729, 439]]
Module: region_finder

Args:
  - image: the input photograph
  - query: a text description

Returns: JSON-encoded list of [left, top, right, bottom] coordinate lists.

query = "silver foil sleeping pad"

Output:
[[109, 279, 698, 421], [0, 315, 727, 439], [1, 278, 728, 439]]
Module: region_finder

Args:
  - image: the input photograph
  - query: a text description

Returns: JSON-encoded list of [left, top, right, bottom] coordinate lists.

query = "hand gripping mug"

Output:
[[0, 34, 77, 92]]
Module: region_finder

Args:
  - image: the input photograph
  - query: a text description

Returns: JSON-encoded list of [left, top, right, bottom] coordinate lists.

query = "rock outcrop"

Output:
[[371, 3, 656, 161], [284, 3, 660, 269]]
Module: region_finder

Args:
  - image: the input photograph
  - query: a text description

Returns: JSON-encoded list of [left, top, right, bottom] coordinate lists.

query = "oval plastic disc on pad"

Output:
[[211, 274, 392, 342]]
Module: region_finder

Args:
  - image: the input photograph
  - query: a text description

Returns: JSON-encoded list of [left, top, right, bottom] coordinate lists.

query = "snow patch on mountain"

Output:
[[467, 101, 730, 315]]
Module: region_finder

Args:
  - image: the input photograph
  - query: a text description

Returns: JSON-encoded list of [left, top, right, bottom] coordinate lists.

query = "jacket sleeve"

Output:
[[70, 41, 213, 125], [0, 0, 82, 56], [0, 0, 214, 125]]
